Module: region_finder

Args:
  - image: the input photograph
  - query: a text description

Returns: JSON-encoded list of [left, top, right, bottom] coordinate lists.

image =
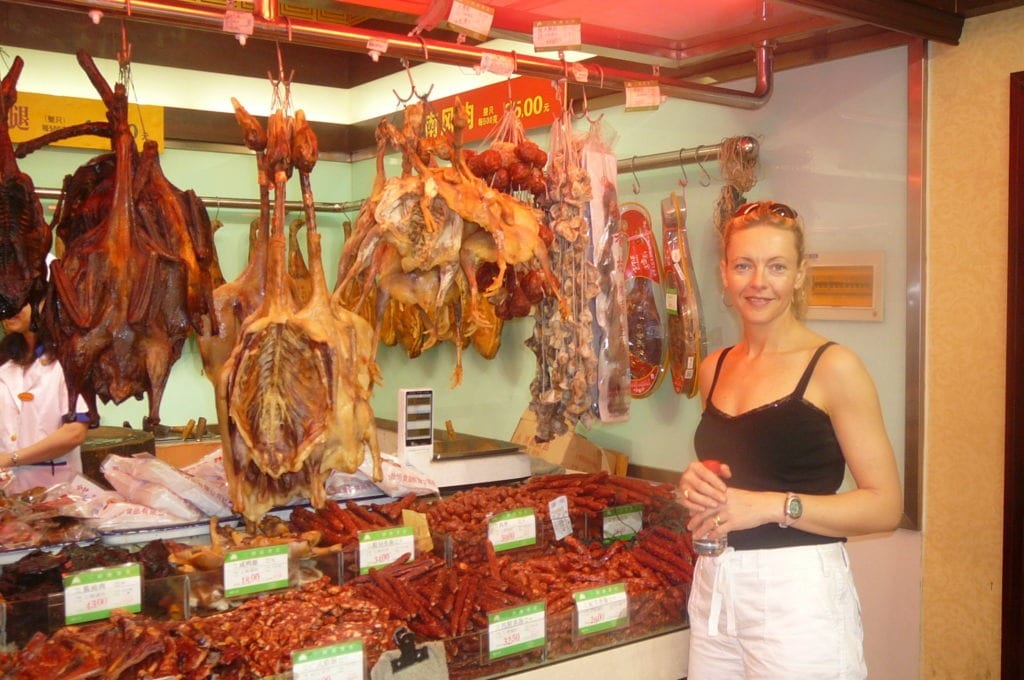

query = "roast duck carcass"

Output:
[[214, 95, 382, 523], [335, 101, 562, 386], [0, 56, 51, 320], [29, 50, 217, 428]]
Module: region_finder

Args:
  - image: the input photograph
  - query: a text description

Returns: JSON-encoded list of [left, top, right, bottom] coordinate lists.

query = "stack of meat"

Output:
[[204, 92, 383, 524]]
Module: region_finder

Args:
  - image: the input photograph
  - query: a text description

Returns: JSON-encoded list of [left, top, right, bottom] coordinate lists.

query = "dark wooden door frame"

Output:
[[1003, 70, 1024, 679]]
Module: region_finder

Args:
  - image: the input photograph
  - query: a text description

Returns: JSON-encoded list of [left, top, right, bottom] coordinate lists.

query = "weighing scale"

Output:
[[377, 390, 531, 489]]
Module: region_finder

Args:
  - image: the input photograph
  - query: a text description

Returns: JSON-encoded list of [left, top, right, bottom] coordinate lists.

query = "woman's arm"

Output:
[[791, 344, 903, 536], [0, 421, 89, 469]]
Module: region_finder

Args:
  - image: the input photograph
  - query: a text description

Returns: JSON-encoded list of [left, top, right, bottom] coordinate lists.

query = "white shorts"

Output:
[[687, 542, 866, 680]]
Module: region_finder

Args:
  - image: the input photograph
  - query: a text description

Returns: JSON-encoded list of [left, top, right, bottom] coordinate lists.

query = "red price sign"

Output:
[[423, 77, 562, 145]]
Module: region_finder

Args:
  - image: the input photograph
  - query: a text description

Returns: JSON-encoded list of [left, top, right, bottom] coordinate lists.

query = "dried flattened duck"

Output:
[[219, 101, 382, 523]]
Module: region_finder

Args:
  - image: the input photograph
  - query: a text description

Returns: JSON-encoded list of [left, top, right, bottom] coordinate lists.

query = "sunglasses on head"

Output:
[[732, 201, 799, 219]]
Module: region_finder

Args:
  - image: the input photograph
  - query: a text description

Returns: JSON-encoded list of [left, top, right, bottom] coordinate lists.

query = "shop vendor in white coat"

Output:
[[0, 301, 90, 493]]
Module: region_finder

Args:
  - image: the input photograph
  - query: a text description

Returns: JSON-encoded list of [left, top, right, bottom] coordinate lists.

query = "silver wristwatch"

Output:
[[780, 492, 803, 528]]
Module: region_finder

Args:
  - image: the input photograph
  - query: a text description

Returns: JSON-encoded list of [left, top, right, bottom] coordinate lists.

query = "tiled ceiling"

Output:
[[0, 0, 1020, 154]]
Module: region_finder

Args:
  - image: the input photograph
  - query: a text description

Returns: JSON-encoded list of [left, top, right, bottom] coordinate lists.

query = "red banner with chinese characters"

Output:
[[422, 76, 562, 144]]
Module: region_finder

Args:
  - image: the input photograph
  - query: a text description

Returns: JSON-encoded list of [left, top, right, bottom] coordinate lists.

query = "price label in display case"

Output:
[[358, 526, 415, 574], [602, 503, 644, 542], [64, 563, 142, 625], [488, 508, 538, 551], [487, 601, 546, 661], [573, 583, 629, 636], [291, 640, 364, 680], [223, 544, 290, 598]]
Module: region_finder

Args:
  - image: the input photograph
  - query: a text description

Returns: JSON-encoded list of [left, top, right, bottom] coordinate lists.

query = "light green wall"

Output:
[[23, 47, 909, 478]]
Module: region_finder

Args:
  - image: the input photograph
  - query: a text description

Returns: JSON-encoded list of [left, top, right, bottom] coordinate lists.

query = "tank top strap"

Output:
[[793, 342, 837, 399], [706, 346, 734, 401]]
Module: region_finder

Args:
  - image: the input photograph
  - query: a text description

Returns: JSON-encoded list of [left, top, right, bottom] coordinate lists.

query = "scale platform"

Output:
[[375, 418, 532, 490]]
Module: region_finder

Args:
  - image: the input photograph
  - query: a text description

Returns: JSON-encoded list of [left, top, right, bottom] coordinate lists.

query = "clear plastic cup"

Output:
[[693, 532, 727, 557]]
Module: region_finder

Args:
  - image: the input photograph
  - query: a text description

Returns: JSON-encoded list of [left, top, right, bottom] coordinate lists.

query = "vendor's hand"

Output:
[[676, 459, 731, 513]]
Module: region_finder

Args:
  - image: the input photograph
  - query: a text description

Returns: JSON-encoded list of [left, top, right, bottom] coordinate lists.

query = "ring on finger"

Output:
[[683, 489, 690, 501], [713, 514, 723, 527]]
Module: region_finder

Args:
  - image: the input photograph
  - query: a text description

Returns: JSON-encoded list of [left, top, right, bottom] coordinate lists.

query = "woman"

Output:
[[0, 302, 90, 492], [677, 201, 902, 679]]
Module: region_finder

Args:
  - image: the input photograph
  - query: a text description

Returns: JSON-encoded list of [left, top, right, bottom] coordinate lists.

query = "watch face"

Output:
[[787, 495, 803, 519]]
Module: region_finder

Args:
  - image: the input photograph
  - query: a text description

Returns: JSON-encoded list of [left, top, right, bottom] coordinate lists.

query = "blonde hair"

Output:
[[721, 200, 811, 319]]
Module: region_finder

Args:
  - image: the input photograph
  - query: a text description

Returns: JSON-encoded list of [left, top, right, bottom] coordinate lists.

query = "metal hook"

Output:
[[393, 58, 434, 104], [677, 147, 689, 188], [630, 156, 641, 195], [695, 145, 713, 187], [416, 35, 429, 61]]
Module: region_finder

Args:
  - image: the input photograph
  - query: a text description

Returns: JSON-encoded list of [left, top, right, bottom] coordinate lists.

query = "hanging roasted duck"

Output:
[[0, 56, 51, 320], [218, 99, 382, 523], [37, 49, 217, 427]]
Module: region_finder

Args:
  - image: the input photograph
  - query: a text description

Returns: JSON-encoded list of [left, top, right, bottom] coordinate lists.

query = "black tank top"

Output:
[[694, 342, 846, 550]]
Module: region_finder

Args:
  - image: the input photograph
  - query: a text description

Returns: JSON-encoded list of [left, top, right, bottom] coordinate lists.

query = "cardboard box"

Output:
[[511, 409, 628, 475], [155, 440, 221, 468]]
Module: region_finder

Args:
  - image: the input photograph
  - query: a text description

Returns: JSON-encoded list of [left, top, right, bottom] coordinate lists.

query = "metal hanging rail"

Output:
[[616, 136, 758, 175], [35, 187, 364, 214], [12, 0, 775, 110]]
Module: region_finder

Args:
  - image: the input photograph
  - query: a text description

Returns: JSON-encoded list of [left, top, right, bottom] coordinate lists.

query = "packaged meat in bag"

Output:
[[620, 202, 667, 398], [661, 191, 707, 397]]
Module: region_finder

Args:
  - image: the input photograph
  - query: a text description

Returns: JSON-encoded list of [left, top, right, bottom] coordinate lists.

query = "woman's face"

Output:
[[1, 304, 32, 336], [721, 225, 806, 323]]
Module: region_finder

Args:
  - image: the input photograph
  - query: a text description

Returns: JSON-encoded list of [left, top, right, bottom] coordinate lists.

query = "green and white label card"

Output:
[[223, 544, 290, 597], [487, 601, 546, 660], [63, 563, 141, 625], [291, 640, 364, 680], [603, 503, 644, 542], [488, 508, 537, 551], [573, 583, 629, 636], [358, 526, 415, 574]]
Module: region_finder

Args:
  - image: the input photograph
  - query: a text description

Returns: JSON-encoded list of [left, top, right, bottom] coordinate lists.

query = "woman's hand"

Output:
[[677, 459, 731, 510]]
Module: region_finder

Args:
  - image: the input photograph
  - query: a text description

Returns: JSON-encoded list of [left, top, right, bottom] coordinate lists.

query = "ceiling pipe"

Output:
[[12, 0, 775, 110]]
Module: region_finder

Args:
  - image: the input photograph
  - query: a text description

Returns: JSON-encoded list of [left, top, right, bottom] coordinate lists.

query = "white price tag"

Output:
[[366, 38, 389, 55], [292, 640, 364, 680], [665, 289, 680, 315], [487, 601, 546, 660], [223, 544, 290, 597], [602, 503, 644, 542], [64, 563, 142, 625], [358, 526, 415, 574], [532, 19, 582, 52], [570, 62, 590, 83], [625, 80, 663, 111], [222, 9, 254, 36], [573, 583, 629, 636], [447, 0, 495, 41], [548, 495, 573, 540], [479, 53, 516, 76], [488, 508, 537, 551]]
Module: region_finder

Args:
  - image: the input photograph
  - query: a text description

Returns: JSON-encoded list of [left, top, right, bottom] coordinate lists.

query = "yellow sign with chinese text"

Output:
[[7, 92, 164, 152]]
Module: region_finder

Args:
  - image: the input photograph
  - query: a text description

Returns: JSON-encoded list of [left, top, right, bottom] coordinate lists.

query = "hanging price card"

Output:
[[292, 640, 364, 680], [223, 544, 290, 598], [602, 503, 644, 542], [625, 80, 663, 111], [447, 0, 495, 41], [487, 601, 546, 661], [573, 583, 629, 636], [358, 526, 415, 574], [548, 495, 573, 541], [222, 8, 254, 37], [488, 508, 537, 552], [64, 563, 142, 625], [532, 19, 582, 52], [479, 53, 516, 77]]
